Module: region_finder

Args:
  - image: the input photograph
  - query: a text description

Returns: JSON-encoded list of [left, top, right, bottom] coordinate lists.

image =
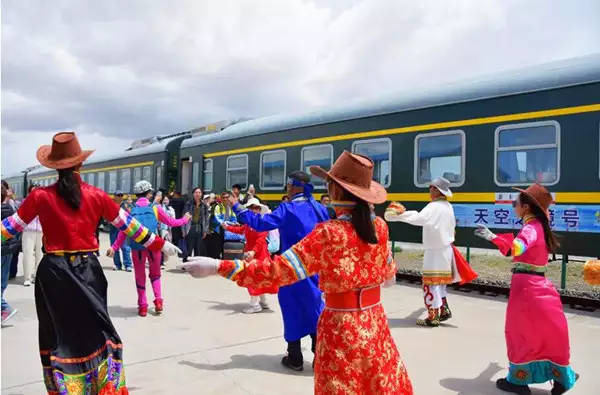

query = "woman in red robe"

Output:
[[180, 151, 414, 395], [222, 198, 278, 314], [1, 132, 180, 395]]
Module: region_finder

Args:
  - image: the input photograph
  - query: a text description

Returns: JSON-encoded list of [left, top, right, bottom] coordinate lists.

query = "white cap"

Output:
[[134, 180, 153, 195], [244, 198, 268, 214], [430, 177, 452, 197]]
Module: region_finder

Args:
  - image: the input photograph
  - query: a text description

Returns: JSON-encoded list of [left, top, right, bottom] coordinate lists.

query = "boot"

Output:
[[496, 378, 531, 394], [416, 308, 440, 327], [154, 299, 164, 315], [440, 297, 452, 322], [551, 373, 579, 395], [138, 305, 148, 317], [282, 340, 304, 371]]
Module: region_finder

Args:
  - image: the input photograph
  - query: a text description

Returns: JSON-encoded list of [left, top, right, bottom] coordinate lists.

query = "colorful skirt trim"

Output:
[[36, 253, 129, 394], [507, 360, 577, 389]]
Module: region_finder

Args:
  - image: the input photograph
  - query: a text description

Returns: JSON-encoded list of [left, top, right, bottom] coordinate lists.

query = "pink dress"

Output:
[[491, 218, 577, 389]]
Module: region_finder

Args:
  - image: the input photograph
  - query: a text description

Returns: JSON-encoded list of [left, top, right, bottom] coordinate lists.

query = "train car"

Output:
[[180, 54, 600, 257], [26, 133, 189, 197]]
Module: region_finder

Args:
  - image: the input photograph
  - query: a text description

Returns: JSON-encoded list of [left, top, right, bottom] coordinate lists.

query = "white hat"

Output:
[[430, 177, 452, 197], [244, 198, 268, 214], [134, 180, 153, 195]]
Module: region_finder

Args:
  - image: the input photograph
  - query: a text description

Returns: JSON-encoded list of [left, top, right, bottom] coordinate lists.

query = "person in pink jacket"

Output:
[[109, 181, 191, 317]]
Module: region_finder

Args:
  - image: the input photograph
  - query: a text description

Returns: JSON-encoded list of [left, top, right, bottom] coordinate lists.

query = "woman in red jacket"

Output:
[[223, 198, 279, 314], [1, 132, 180, 395]]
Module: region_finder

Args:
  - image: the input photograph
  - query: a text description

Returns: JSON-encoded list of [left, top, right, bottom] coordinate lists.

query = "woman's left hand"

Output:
[[177, 257, 220, 278]]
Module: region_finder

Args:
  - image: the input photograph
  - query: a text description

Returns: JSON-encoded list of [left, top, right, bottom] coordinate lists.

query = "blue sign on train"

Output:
[[453, 204, 600, 233]]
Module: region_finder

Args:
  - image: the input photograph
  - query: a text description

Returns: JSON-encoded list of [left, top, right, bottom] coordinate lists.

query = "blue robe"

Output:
[[233, 193, 328, 342]]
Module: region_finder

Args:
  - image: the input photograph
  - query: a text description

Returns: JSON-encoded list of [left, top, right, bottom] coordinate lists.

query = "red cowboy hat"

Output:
[[310, 150, 387, 204], [36, 132, 94, 170], [513, 183, 553, 214]]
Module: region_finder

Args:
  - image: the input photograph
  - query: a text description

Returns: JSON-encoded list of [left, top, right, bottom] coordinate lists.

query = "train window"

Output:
[[88, 173, 95, 187], [301, 145, 333, 189], [155, 166, 162, 189], [121, 169, 131, 193], [226, 154, 248, 190], [260, 150, 286, 190], [414, 130, 465, 187], [203, 159, 213, 192], [97, 172, 105, 190], [495, 121, 560, 186], [142, 166, 151, 182], [352, 138, 392, 187], [192, 162, 201, 189], [133, 167, 142, 185], [108, 171, 117, 192]]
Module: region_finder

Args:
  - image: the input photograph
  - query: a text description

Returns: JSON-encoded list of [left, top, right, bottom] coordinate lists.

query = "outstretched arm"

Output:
[[157, 205, 189, 227], [474, 223, 537, 258], [385, 202, 433, 227], [1, 190, 40, 242], [233, 203, 285, 232], [181, 223, 329, 288]]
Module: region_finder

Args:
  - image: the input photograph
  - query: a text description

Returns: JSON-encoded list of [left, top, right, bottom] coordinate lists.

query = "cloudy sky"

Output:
[[2, 0, 600, 175]]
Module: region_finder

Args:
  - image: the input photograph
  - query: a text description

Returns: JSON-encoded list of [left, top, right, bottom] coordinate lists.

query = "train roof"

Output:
[[26, 135, 185, 177], [182, 53, 600, 150]]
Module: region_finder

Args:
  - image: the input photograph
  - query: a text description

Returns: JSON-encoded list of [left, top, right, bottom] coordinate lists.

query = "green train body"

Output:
[[3, 55, 600, 256]]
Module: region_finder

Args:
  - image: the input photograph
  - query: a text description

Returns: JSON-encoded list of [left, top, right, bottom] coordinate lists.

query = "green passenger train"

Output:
[[3, 54, 600, 256]]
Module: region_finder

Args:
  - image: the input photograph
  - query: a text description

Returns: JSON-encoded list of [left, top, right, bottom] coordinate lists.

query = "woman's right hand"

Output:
[[184, 212, 192, 221], [106, 248, 115, 258], [162, 240, 182, 256], [474, 224, 496, 241]]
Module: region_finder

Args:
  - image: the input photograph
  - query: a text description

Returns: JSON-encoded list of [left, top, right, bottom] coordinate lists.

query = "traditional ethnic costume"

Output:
[[223, 198, 279, 314], [385, 177, 476, 327], [231, 175, 328, 370], [0, 132, 177, 395], [111, 181, 189, 317], [180, 151, 414, 394], [475, 184, 578, 395]]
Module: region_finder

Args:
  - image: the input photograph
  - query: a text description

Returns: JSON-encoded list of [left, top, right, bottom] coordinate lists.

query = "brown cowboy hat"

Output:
[[513, 183, 553, 214], [310, 150, 387, 204], [36, 132, 94, 170]]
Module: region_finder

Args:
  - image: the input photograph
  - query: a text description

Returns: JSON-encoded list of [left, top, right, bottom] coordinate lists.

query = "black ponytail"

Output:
[[351, 199, 378, 244], [57, 167, 82, 210], [520, 192, 559, 253]]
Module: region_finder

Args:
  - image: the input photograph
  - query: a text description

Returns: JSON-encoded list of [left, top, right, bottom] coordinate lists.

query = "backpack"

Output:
[[129, 204, 159, 250]]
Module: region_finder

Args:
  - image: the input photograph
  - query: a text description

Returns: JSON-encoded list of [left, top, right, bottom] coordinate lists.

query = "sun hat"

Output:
[[309, 150, 387, 204], [244, 197, 269, 214], [134, 180, 153, 195], [430, 177, 453, 197]]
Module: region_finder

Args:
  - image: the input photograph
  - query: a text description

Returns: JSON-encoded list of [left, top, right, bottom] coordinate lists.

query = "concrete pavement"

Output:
[[1, 233, 599, 394]]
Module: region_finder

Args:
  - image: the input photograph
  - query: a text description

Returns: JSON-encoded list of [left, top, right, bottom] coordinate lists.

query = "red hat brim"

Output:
[[36, 145, 95, 170]]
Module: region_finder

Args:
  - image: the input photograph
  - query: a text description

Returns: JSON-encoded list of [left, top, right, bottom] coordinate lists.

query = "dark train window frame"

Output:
[[226, 154, 249, 191], [155, 166, 162, 189], [133, 167, 142, 185], [301, 144, 334, 190], [108, 170, 118, 193], [260, 149, 287, 191], [87, 172, 96, 187], [351, 138, 392, 188], [97, 172, 105, 190], [414, 130, 466, 189], [494, 120, 560, 187], [142, 166, 152, 183], [203, 159, 213, 192]]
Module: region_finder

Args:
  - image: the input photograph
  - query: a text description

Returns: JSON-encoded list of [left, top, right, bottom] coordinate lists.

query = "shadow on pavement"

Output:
[[179, 354, 314, 377], [198, 299, 276, 315]]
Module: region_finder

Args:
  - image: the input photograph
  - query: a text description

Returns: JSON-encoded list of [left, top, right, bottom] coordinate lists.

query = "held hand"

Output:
[[384, 202, 405, 221], [474, 224, 496, 241], [244, 251, 256, 261], [106, 248, 115, 258], [176, 257, 220, 278], [184, 212, 192, 221], [162, 240, 182, 256], [382, 276, 396, 288]]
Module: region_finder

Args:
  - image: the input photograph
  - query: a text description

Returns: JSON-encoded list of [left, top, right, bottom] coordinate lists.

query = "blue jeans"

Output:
[[1, 254, 12, 311], [109, 231, 132, 270]]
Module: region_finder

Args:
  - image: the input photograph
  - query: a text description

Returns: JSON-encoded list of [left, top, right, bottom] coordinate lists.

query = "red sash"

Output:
[[452, 244, 478, 285]]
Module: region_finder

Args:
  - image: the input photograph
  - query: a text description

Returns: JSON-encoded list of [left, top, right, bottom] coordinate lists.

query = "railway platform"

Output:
[[2, 234, 599, 395]]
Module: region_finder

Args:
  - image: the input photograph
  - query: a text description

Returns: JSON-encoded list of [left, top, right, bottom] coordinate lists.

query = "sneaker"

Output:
[[138, 306, 148, 317], [259, 301, 270, 310], [242, 305, 262, 314], [125, 267, 132, 272], [23, 280, 31, 287], [1, 308, 18, 325], [154, 299, 164, 315], [114, 267, 121, 271]]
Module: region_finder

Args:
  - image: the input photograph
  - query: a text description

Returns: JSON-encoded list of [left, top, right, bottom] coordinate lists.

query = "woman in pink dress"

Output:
[[474, 183, 578, 395]]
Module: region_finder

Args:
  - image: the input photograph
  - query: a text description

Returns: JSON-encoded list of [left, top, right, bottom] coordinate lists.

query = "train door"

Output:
[[180, 158, 192, 196]]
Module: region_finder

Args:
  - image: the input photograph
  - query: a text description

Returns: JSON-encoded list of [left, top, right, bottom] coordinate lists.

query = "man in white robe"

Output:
[[385, 177, 460, 327]]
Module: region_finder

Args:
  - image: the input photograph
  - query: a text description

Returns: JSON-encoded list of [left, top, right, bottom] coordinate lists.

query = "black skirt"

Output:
[[35, 253, 128, 394]]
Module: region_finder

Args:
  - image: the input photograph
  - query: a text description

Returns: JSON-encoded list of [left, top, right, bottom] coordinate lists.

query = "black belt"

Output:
[[48, 252, 95, 266], [511, 269, 545, 277]]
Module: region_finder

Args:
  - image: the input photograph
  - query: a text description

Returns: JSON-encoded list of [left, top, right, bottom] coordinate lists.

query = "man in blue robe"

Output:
[[229, 171, 328, 371]]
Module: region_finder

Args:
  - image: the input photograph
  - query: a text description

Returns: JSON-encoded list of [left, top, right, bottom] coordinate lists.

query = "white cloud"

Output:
[[2, 0, 599, 174]]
